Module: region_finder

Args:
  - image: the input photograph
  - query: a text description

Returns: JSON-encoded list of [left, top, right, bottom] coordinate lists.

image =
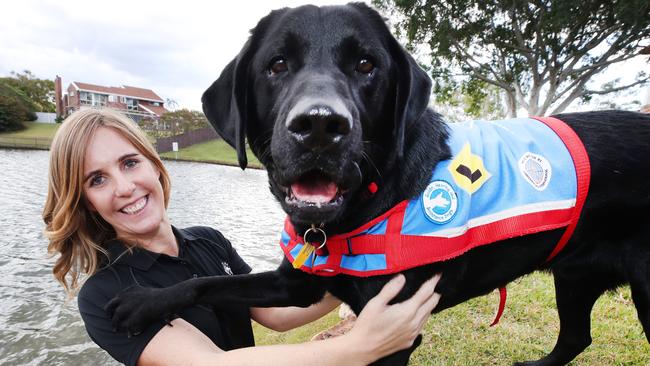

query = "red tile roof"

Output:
[[139, 104, 169, 116], [72, 82, 164, 102]]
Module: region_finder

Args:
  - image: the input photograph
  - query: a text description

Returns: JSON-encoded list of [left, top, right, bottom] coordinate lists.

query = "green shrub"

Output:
[[0, 95, 28, 132], [26, 110, 37, 121]]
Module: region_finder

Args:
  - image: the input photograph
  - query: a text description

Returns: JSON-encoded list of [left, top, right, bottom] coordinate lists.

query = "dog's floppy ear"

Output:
[[388, 40, 432, 161], [202, 43, 253, 170], [350, 3, 432, 161], [202, 9, 288, 170]]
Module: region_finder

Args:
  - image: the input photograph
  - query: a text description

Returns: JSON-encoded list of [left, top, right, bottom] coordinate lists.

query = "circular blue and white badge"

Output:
[[422, 180, 458, 224]]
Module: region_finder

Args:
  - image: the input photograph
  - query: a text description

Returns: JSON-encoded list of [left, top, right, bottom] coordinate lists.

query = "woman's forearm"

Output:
[[250, 292, 342, 331], [197, 334, 373, 366]]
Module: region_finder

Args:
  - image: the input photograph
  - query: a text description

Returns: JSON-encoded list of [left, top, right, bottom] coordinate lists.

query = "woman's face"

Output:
[[83, 127, 167, 241]]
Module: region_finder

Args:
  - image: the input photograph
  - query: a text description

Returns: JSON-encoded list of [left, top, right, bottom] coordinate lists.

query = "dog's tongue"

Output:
[[291, 180, 338, 203]]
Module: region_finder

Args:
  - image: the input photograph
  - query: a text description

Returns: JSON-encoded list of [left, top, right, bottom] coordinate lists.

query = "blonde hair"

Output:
[[43, 109, 171, 295]]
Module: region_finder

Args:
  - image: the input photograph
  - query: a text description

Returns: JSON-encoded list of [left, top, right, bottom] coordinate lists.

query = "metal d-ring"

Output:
[[303, 225, 327, 250]]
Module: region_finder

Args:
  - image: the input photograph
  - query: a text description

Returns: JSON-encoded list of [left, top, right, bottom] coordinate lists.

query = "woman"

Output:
[[44, 109, 441, 366]]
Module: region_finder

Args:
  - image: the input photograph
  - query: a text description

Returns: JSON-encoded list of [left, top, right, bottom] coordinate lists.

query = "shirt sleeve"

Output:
[[206, 227, 252, 275], [226, 239, 253, 275], [77, 270, 167, 366]]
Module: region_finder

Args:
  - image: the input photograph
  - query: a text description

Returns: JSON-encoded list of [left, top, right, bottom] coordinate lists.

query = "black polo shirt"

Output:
[[78, 226, 254, 366]]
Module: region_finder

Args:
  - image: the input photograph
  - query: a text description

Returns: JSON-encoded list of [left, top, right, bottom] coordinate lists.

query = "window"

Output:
[[126, 98, 138, 111], [153, 102, 160, 106], [70, 91, 75, 97], [79, 92, 91, 105], [108, 95, 116, 102], [79, 92, 107, 107]]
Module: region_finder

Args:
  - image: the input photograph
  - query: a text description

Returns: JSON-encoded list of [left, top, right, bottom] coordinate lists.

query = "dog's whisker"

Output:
[[361, 151, 382, 182]]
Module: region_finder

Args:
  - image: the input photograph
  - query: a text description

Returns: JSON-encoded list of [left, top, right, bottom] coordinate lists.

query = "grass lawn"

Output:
[[159, 138, 262, 168], [0, 122, 60, 138], [0, 122, 60, 149], [253, 272, 649, 365]]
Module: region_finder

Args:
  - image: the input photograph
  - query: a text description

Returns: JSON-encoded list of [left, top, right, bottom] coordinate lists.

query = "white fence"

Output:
[[35, 112, 57, 123]]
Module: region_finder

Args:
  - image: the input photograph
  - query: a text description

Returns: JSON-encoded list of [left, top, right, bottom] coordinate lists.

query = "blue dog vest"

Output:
[[280, 116, 590, 277]]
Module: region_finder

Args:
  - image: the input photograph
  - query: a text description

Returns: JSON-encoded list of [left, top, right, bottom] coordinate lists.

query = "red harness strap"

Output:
[[533, 116, 591, 262], [490, 116, 591, 326]]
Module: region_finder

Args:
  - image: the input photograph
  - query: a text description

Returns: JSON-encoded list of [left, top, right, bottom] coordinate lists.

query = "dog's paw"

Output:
[[105, 285, 190, 334]]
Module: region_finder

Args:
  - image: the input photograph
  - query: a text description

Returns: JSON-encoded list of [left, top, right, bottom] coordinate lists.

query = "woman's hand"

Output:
[[345, 273, 442, 364]]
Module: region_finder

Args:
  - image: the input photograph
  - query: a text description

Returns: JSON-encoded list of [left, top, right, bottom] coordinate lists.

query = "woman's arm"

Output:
[[138, 274, 441, 366], [249, 292, 341, 332]]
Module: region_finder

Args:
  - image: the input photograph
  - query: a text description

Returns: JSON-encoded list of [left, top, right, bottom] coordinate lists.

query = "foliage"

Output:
[[0, 82, 36, 132], [433, 77, 506, 121], [0, 70, 55, 113], [141, 109, 210, 136], [0, 96, 28, 132], [375, 0, 650, 116]]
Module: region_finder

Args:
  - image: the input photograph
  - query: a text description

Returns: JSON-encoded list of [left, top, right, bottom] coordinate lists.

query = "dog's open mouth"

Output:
[[285, 170, 345, 208]]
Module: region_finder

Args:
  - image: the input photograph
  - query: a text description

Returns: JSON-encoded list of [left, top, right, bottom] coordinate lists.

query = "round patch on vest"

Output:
[[519, 152, 552, 191], [422, 180, 458, 224]]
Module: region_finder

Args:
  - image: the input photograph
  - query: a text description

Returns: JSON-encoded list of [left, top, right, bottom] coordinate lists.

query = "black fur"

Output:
[[107, 4, 650, 365]]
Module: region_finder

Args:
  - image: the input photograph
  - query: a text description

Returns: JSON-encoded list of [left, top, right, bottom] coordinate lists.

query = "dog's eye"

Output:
[[356, 58, 375, 74], [268, 57, 288, 76]]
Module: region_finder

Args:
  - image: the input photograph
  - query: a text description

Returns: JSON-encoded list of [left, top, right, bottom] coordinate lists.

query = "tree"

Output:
[[0, 70, 55, 113], [165, 98, 179, 111], [158, 109, 210, 135], [432, 77, 506, 121], [0, 83, 34, 131], [374, 0, 650, 116]]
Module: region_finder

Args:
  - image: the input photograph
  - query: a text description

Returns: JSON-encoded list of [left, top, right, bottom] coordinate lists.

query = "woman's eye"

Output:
[[356, 58, 375, 74], [90, 175, 105, 187], [268, 57, 288, 76], [124, 158, 139, 169]]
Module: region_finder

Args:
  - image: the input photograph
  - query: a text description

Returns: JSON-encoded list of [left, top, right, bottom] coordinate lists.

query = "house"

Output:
[[55, 76, 169, 123]]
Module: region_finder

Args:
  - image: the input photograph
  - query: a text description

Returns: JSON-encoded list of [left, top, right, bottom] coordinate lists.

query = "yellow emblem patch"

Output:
[[448, 143, 491, 194]]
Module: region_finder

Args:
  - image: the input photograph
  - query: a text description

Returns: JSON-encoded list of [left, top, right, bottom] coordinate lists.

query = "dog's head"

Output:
[[202, 3, 433, 226]]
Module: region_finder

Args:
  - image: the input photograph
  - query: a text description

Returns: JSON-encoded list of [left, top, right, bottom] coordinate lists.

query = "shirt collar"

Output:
[[103, 226, 189, 271]]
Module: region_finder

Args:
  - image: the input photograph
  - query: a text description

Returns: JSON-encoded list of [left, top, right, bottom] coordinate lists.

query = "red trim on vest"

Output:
[[282, 206, 576, 277], [532, 116, 591, 262]]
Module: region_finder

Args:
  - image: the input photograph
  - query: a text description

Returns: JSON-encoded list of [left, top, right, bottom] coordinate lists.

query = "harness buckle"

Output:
[[304, 225, 327, 269], [303, 225, 327, 250]]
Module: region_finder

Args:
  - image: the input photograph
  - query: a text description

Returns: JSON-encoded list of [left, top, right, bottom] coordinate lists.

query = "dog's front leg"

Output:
[[107, 266, 325, 335]]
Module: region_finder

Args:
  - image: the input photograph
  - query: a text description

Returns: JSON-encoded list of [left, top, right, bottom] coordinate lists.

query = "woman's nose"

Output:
[[114, 175, 136, 197]]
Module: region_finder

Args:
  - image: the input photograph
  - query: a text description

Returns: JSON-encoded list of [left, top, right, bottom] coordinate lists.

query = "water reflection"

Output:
[[0, 149, 284, 365]]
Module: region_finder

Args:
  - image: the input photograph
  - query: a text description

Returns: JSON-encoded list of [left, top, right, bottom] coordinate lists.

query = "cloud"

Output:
[[0, 0, 351, 110]]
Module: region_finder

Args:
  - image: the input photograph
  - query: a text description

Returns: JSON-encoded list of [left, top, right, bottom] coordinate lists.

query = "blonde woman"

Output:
[[44, 109, 441, 366]]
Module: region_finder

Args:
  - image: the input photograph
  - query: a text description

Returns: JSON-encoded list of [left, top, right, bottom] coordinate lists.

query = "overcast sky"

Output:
[[1, 0, 350, 110], [2, 0, 648, 112]]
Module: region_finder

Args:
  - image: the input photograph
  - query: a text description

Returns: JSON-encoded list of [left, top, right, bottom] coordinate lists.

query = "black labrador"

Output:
[[108, 3, 650, 365]]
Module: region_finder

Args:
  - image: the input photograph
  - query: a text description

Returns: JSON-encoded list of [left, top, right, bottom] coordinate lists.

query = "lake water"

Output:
[[0, 149, 285, 365]]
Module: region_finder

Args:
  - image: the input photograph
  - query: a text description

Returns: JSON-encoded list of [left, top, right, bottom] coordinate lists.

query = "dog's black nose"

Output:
[[287, 105, 351, 151]]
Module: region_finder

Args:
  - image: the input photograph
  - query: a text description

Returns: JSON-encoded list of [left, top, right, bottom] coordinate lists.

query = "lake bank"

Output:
[[0, 122, 263, 168]]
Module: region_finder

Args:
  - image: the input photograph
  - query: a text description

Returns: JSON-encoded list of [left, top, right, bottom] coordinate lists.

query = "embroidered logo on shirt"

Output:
[[449, 143, 491, 194], [422, 180, 458, 224], [221, 261, 234, 275], [519, 152, 552, 191]]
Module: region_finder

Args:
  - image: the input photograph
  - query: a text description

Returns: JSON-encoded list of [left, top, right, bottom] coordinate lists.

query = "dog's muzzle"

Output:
[[286, 100, 352, 152]]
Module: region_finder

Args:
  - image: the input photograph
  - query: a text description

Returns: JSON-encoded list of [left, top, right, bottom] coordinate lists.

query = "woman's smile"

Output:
[[119, 195, 149, 215]]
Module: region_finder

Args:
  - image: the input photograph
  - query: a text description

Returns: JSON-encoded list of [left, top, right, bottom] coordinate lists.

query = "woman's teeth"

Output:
[[121, 196, 147, 214]]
